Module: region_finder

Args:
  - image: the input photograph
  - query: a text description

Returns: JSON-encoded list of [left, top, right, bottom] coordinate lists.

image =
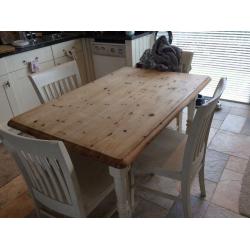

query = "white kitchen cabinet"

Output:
[[5, 46, 53, 72], [0, 74, 14, 124], [9, 60, 55, 114], [4, 46, 54, 114], [1, 38, 96, 118], [51, 39, 82, 58], [0, 58, 8, 76]]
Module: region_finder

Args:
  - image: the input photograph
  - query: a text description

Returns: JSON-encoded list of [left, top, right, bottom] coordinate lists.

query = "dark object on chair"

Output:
[[196, 94, 205, 106], [136, 35, 182, 72]]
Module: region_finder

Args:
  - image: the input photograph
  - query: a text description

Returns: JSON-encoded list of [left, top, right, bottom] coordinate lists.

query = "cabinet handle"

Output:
[[2, 81, 10, 88]]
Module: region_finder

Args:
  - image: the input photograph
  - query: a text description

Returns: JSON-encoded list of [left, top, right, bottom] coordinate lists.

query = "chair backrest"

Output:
[[29, 60, 82, 103], [179, 51, 194, 73], [182, 78, 226, 182], [0, 128, 86, 217]]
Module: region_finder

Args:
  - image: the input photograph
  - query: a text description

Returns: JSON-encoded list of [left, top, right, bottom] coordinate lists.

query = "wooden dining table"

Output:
[[8, 66, 211, 217]]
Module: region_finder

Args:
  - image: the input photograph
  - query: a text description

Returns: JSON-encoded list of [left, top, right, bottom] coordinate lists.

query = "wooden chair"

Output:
[[176, 51, 194, 132], [0, 129, 114, 217], [29, 60, 83, 104], [133, 78, 226, 217]]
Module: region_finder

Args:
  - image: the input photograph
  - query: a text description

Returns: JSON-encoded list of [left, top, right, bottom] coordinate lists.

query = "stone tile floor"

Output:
[[0, 100, 250, 218]]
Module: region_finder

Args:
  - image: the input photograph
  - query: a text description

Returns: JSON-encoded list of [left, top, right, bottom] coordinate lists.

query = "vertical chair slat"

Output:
[[50, 158, 72, 204], [29, 60, 82, 104], [35, 155, 55, 199], [42, 87, 50, 102], [24, 152, 44, 193], [18, 151, 37, 189], [68, 75, 77, 89], [40, 156, 64, 202], [64, 78, 71, 93], [0, 128, 89, 217]]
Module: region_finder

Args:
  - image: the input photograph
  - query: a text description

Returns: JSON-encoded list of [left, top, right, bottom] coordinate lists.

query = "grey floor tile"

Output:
[[213, 110, 228, 121], [137, 175, 179, 197], [211, 119, 223, 129], [229, 107, 250, 117], [220, 114, 246, 133], [136, 189, 174, 211], [225, 156, 248, 174], [216, 103, 231, 113], [167, 195, 209, 218], [209, 130, 250, 159], [133, 197, 168, 218], [241, 118, 250, 136], [204, 203, 244, 218], [135, 175, 178, 210], [89, 191, 117, 218], [204, 149, 229, 183], [207, 128, 217, 145], [191, 177, 217, 201], [211, 169, 243, 213], [221, 100, 250, 110]]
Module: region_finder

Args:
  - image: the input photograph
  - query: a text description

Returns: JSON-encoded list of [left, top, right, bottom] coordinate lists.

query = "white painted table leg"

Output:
[[129, 169, 135, 212], [177, 110, 183, 133], [109, 166, 132, 218], [186, 97, 196, 134]]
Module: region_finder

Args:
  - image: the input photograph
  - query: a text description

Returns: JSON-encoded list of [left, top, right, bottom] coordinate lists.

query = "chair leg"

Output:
[[181, 182, 192, 218], [187, 98, 196, 134], [199, 165, 206, 198]]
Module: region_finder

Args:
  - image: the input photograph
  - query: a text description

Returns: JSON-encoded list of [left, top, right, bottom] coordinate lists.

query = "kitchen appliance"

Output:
[[91, 42, 126, 79]]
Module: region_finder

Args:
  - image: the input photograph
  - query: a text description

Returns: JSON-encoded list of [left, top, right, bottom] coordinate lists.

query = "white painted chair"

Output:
[[179, 51, 194, 74], [0, 129, 114, 217], [176, 51, 194, 132], [29, 60, 83, 103], [133, 78, 226, 217]]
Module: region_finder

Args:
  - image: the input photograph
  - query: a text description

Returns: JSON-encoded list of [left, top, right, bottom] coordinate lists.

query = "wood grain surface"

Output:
[[8, 67, 210, 167], [0, 45, 15, 54]]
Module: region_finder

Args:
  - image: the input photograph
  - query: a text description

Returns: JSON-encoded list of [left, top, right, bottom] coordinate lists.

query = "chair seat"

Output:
[[134, 128, 188, 180], [70, 151, 114, 215]]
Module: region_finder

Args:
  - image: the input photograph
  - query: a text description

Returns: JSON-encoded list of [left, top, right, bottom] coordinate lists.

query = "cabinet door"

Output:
[[0, 75, 13, 124], [0, 58, 7, 77], [54, 51, 88, 85], [51, 39, 82, 58], [9, 60, 55, 114]]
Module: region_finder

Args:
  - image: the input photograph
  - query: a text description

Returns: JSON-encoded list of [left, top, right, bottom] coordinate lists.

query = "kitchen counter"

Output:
[[0, 31, 155, 58], [0, 32, 82, 58], [86, 31, 155, 43]]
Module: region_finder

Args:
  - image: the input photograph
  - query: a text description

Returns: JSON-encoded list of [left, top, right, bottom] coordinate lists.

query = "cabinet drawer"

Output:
[[9, 60, 54, 79], [51, 39, 82, 58], [0, 58, 7, 76], [54, 56, 73, 66], [5, 46, 53, 72]]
